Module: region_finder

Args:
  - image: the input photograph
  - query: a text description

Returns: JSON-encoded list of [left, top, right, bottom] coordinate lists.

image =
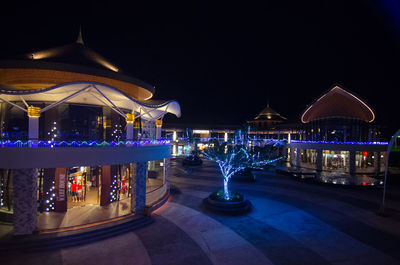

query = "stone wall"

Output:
[[13, 168, 38, 235]]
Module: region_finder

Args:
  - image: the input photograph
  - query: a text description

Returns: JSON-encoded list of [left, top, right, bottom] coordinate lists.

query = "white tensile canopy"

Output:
[[0, 81, 181, 121]]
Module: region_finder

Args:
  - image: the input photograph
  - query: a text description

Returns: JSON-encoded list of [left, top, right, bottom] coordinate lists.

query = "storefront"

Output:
[[0, 169, 13, 216], [322, 150, 349, 172], [67, 166, 101, 208], [288, 141, 388, 175], [32, 164, 133, 213]]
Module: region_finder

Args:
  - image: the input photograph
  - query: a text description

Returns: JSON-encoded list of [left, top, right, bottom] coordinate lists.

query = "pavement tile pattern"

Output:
[[3, 158, 400, 265]]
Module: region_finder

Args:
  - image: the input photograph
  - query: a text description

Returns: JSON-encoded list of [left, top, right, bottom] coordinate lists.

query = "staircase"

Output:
[[0, 216, 153, 252]]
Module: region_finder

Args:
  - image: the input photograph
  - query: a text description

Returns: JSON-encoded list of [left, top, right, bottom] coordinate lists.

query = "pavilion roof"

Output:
[[301, 85, 374, 123], [253, 104, 286, 121]]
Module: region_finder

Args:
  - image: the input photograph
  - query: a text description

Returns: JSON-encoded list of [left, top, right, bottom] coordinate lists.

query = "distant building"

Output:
[[162, 124, 240, 156], [247, 103, 287, 130], [163, 85, 389, 178], [287, 85, 387, 176]]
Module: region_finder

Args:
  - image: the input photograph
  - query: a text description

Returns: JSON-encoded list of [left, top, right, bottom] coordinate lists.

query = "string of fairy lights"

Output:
[[47, 121, 58, 147], [0, 181, 4, 207], [111, 124, 123, 142], [110, 175, 119, 202], [45, 180, 56, 212]]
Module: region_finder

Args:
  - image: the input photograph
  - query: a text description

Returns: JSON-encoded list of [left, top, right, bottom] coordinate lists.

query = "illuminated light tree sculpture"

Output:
[[203, 138, 284, 211], [204, 144, 251, 200]]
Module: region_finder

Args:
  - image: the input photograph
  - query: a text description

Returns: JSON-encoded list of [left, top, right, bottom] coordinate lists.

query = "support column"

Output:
[[13, 168, 38, 235], [126, 114, 134, 141], [27, 106, 41, 141], [276, 144, 281, 157], [349, 151, 356, 175], [155, 120, 162, 140], [316, 149, 323, 172], [130, 163, 136, 212], [290, 148, 295, 166], [295, 148, 301, 167], [163, 158, 170, 189], [133, 162, 147, 215], [374, 152, 381, 175], [100, 165, 111, 206], [134, 121, 141, 141]]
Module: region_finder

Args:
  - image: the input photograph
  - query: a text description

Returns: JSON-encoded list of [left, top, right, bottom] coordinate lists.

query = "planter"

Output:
[[202, 191, 252, 214]]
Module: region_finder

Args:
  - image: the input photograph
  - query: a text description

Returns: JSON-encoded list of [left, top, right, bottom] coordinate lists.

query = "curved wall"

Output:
[[0, 144, 171, 169]]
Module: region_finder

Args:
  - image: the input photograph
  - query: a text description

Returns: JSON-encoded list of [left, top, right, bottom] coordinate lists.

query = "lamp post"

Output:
[[379, 129, 400, 216]]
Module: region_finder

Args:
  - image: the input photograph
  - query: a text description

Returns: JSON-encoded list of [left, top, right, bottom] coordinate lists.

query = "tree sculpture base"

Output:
[[202, 191, 252, 215]]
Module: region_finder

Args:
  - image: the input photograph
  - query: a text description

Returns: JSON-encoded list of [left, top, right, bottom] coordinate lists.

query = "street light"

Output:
[[379, 129, 400, 216]]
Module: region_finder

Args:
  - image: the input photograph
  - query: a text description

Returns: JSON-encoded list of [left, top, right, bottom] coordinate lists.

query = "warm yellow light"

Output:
[[126, 113, 135, 123], [103, 120, 111, 129], [193, 130, 210, 134], [27, 106, 41, 117], [155, 120, 163, 127], [134, 122, 143, 128], [30, 51, 57, 60]]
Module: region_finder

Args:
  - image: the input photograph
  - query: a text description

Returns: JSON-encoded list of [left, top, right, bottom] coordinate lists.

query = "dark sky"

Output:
[[1, 1, 399, 133]]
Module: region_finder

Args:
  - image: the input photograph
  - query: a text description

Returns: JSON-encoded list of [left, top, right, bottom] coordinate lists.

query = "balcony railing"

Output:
[[290, 140, 388, 145], [0, 139, 170, 148]]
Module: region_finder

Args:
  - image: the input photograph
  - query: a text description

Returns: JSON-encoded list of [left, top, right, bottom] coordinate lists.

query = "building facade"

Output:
[[163, 85, 388, 178], [0, 33, 180, 235], [287, 85, 387, 175]]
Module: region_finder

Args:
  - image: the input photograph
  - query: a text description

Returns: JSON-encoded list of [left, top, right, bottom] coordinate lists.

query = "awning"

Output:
[[0, 81, 181, 121]]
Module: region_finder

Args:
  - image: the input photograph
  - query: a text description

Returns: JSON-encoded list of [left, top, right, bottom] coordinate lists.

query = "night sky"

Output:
[[0, 1, 399, 134]]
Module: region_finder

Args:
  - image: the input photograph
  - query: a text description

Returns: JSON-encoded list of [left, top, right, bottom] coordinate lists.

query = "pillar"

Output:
[[13, 168, 38, 235], [296, 148, 301, 167], [155, 120, 162, 140], [163, 158, 170, 188], [290, 148, 295, 166], [172, 130, 177, 141], [316, 149, 323, 172], [134, 121, 142, 140], [276, 142, 281, 157], [100, 165, 111, 206], [349, 151, 356, 175], [130, 163, 136, 212], [374, 152, 381, 175], [27, 106, 40, 141], [132, 162, 147, 215], [126, 114, 134, 141]]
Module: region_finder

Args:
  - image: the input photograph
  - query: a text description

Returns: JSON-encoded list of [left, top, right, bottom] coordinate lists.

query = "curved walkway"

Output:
[[3, 158, 400, 265]]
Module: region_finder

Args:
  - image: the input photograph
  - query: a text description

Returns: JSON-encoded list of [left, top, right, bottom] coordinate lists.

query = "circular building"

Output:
[[288, 85, 387, 177], [0, 31, 180, 235]]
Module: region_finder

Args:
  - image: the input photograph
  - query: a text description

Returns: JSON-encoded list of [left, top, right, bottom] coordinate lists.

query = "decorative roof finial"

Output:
[[76, 26, 84, 45], [267, 98, 270, 107]]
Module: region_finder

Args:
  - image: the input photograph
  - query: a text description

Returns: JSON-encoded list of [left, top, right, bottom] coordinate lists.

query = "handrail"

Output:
[[0, 139, 170, 148]]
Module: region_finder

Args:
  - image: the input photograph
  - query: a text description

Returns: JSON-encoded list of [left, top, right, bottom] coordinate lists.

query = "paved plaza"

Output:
[[3, 158, 400, 265]]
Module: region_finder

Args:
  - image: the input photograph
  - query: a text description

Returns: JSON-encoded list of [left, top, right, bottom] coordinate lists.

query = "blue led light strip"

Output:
[[0, 139, 170, 148], [291, 140, 388, 145]]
